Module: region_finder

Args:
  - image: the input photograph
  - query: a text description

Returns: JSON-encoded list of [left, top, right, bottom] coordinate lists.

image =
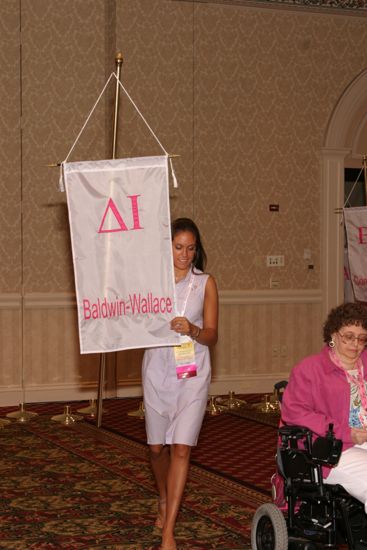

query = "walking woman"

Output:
[[142, 217, 219, 550]]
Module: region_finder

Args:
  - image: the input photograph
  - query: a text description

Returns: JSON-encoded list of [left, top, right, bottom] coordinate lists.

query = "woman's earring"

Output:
[[329, 339, 335, 348]]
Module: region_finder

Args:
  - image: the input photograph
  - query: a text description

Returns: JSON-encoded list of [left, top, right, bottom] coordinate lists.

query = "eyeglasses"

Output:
[[338, 331, 367, 345]]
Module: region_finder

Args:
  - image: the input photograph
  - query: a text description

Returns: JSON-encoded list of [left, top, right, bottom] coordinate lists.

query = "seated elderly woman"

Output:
[[281, 302, 367, 513]]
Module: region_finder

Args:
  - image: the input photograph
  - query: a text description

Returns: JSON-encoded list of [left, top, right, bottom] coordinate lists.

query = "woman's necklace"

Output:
[[330, 349, 367, 426]]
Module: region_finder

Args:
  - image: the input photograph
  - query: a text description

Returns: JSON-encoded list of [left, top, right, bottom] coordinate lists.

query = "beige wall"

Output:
[[1, 0, 366, 405]]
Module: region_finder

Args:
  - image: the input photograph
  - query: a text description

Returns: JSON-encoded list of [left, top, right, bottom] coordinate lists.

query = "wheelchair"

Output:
[[251, 424, 367, 549]]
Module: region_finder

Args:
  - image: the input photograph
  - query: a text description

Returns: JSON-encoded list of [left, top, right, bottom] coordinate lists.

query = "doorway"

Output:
[[322, 69, 367, 318], [343, 167, 366, 302]]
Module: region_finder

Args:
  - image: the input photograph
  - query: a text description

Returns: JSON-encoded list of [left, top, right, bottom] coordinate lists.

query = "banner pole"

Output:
[[112, 52, 124, 160], [96, 353, 106, 427], [96, 52, 124, 428]]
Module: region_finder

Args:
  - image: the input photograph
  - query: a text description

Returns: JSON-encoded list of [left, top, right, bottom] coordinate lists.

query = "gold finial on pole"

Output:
[[112, 52, 124, 159]]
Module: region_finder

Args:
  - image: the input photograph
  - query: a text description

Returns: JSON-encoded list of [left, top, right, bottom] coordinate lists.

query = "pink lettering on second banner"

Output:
[[358, 226, 367, 244]]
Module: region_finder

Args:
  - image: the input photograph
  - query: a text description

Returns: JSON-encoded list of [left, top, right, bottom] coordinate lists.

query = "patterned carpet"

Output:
[[85, 395, 279, 496], [0, 396, 279, 496], [0, 412, 271, 549]]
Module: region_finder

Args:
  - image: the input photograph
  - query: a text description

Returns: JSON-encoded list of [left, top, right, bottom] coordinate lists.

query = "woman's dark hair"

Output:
[[323, 302, 367, 343], [171, 217, 207, 272]]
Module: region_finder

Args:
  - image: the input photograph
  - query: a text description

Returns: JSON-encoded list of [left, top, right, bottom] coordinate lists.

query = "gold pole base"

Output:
[[218, 391, 246, 410], [51, 405, 83, 425], [6, 403, 38, 423], [206, 395, 226, 416], [0, 418, 11, 428], [252, 393, 280, 414], [77, 399, 106, 418], [127, 401, 145, 419]]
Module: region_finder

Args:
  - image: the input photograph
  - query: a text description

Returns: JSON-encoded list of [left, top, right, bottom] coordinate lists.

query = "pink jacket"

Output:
[[281, 345, 367, 474]]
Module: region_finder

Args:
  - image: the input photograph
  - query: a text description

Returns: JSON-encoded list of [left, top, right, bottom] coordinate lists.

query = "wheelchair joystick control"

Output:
[[311, 423, 342, 465], [327, 423, 335, 437]]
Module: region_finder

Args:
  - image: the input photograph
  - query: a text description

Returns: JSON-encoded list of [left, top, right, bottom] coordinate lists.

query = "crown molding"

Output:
[[174, 0, 367, 16]]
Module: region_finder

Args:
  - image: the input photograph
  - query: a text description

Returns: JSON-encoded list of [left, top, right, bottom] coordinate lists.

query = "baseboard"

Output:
[[0, 383, 108, 407], [209, 373, 289, 395], [0, 373, 286, 406]]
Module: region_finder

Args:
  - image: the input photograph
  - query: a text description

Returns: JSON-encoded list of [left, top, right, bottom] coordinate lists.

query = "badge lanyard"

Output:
[[178, 272, 194, 319], [174, 272, 197, 379], [330, 349, 367, 427]]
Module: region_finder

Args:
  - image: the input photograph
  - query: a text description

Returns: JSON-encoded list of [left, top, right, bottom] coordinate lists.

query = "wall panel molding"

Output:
[[0, 289, 322, 308], [0, 294, 21, 309], [220, 289, 322, 305], [0, 290, 322, 405], [24, 293, 77, 309]]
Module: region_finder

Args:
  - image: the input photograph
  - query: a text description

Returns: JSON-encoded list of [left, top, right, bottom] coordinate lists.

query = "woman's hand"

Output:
[[170, 317, 193, 336], [350, 427, 367, 445], [170, 275, 219, 346]]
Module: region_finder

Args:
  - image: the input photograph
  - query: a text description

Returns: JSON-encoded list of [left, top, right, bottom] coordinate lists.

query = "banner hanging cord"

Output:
[[344, 165, 364, 208], [115, 77, 167, 154], [59, 72, 115, 191], [115, 76, 178, 189], [59, 72, 178, 190]]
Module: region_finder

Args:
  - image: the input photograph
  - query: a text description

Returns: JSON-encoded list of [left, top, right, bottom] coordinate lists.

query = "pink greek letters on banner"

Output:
[[64, 156, 179, 354], [98, 195, 143, 233]]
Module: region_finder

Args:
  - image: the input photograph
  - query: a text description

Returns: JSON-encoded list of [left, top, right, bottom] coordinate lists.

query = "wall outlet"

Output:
[[270, 278, 280, 288], [266, 255, 285, 267]]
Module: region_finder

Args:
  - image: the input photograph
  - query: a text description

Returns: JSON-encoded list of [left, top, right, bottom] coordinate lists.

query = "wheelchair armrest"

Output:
[[280, 447, 314, 479], [279, 425, 312, 438], [311, 434, 342, 465], [279, 424, 343, 467]]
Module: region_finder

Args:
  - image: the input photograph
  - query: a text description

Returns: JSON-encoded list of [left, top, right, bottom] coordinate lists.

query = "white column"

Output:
[[321, 147, 350, 319]]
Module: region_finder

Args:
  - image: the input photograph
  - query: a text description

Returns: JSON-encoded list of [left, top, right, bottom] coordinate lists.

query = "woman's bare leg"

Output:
[[149, 444, 170, 527], [161, 443, 191, 550]]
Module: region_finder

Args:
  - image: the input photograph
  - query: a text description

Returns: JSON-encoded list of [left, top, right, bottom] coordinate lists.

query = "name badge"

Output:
[[174, 340, 197, 379]]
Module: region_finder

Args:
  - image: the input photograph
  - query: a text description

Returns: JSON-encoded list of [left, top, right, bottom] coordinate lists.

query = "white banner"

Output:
[[64, 156, 180, 354], [344, 206, 367, 302]]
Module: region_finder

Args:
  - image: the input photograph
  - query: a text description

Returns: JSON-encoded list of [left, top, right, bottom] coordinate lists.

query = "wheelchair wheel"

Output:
[[251, 502, 288, 550]]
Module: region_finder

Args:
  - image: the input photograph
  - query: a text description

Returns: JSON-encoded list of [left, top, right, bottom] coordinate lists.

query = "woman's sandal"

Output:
[[155, 498, 166, 529]]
